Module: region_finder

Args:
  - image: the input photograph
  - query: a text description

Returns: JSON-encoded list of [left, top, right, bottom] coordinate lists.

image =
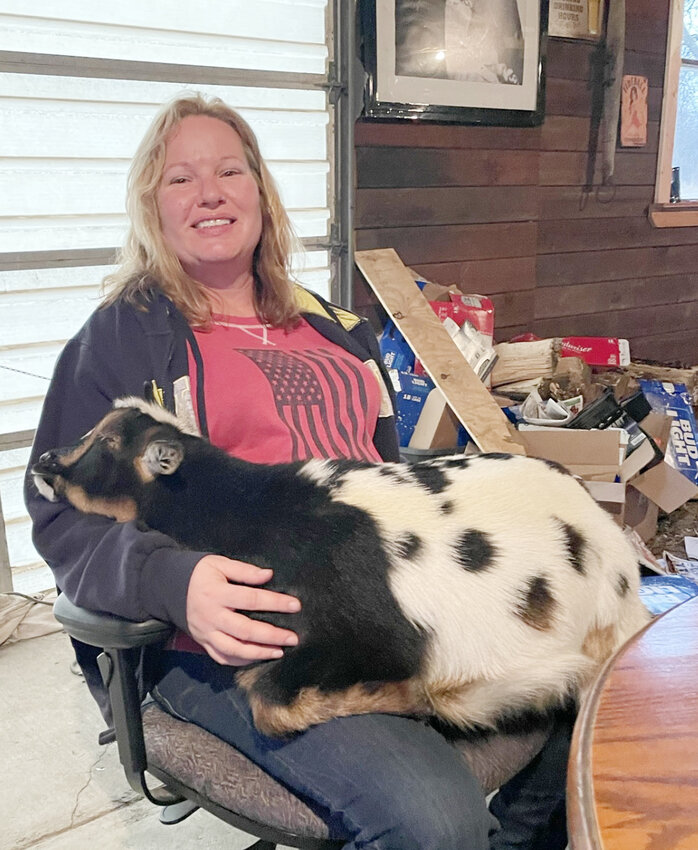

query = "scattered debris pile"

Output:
[[355, 248, 698, 563]]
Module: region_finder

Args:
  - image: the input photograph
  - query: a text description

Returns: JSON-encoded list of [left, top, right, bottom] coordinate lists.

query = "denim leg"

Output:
[[488, 709, 574, 850], [152, 651, 497, 850]]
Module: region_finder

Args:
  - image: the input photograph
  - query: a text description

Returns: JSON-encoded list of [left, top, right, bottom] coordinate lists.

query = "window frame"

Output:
[[651, 0, 698, 226]]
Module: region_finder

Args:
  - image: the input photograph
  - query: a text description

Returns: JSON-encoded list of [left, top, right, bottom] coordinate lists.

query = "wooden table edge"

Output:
[[566, 610, 663, 850]]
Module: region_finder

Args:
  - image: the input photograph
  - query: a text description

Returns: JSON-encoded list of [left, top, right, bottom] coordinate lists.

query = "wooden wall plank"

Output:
[[355, 187, 537, 227], [356, 148, 539, 188], [354, 120, 541, 150], [538, 217, 698, 253], [624, 50, 668, 87], [539, 151, 658, 186], [544, 78, 663, 121], [544, 78, 595, 118], [626, 9, 669, 53], [540, 116, 659, 155], [630, 330, 697, 364], [537, 245, 698, 286], [545, 40, 595, 81], [535, 273, 698, 318], [538, 185, 651, 220], [355, 222, 537, 264], [409, 257, 537, 294], [533, 300, 698, 341]]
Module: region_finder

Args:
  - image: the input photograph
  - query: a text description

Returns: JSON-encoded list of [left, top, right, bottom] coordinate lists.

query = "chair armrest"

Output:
[[53, 593, 173, 649], [53, 593, 182, 805]]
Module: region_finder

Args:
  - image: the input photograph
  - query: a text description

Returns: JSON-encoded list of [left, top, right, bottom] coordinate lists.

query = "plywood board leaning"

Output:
[[355, 248, 525, 455]]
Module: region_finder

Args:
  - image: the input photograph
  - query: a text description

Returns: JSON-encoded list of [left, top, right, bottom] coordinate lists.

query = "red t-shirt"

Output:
[[188, 314, 383, 464], [171, 314, 383, 653]]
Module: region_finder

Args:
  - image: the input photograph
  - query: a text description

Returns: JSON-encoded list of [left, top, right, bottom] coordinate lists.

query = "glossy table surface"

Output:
[[568, 595, 698, 850]]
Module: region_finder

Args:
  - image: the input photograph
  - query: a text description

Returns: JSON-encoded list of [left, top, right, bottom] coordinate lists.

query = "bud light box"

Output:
[[639, 380, 698, 486], [380, 321, 415, 373], [389, 370, 434, 447]]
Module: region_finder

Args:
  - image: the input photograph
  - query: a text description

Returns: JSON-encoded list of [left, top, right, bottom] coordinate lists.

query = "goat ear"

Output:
[[142, 439, 183, 476]]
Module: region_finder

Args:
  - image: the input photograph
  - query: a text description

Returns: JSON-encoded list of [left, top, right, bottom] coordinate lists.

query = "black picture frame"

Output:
[[360, 0, 549, 127]]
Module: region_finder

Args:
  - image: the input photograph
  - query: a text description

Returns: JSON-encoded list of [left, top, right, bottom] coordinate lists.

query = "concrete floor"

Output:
[[0, 629, 294, 850]]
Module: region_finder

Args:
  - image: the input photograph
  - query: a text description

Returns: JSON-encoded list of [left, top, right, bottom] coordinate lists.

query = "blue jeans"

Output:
[[152, 651, 569, 849]]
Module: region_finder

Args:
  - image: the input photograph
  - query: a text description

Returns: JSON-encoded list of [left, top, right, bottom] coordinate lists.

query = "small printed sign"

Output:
[[620, 75, 648, 147], [548, 0, 603, 40]]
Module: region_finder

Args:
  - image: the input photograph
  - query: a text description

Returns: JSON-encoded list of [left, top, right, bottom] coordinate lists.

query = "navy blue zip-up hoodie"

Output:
[[25, 285, 398, 720]]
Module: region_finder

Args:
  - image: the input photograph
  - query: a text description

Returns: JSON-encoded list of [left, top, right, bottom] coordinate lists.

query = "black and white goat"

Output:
[[32, 398, 650, 737]]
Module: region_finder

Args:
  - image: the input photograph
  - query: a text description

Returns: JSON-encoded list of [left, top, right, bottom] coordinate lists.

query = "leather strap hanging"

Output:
[[582, 0, 625, 206]]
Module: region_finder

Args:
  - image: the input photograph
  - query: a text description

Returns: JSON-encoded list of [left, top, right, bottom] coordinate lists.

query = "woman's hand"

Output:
[[186, 554, 301, 666]]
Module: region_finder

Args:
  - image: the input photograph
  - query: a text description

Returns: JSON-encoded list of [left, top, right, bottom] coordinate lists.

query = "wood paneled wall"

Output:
[[354, 0, 697, 365]]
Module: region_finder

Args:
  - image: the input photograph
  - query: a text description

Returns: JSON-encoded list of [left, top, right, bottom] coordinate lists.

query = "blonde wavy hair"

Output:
[[102, 93, 300, 328]]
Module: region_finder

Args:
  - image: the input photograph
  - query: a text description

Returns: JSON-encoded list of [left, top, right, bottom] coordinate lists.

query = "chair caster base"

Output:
[[160, 799, 200, 825]]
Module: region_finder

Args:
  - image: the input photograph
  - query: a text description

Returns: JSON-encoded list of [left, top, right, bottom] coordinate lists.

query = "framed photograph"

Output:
[[548, 0, 605, 41], [360, 0, 548, 126]]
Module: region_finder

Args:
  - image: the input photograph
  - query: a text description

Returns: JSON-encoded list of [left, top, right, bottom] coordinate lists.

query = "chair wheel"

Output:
[[159, 799, 199, 824]]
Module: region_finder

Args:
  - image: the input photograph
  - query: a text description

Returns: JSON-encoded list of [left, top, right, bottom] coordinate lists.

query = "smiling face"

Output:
[[156, 114, 263, 291]]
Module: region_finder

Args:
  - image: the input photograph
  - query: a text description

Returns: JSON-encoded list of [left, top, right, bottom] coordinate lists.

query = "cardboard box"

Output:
[[413, 292, 496, 382], [630, 462, 698, 514], [560, 337, 630, 367], [618, 434, 656, 483], [638, 411, 673, 456], [380, 321, 415, 372], [408, 388, 468, 450], [517, 425, 657, 522], [624, 486, 659, 542], [584, 480, 627, 524], [517, 427, 625, 481], [419, 285, 495, 341], [390, 370, 434, 447], [639, 380, 698, 486]]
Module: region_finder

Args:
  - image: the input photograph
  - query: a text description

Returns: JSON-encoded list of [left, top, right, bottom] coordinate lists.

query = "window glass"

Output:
[[672, 0, 698, 200], [0, 1, 327, 72], [0, 74, 329, 253]]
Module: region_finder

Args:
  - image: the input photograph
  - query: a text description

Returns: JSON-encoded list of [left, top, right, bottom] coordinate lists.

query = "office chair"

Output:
[[53, 593, 550, 849]]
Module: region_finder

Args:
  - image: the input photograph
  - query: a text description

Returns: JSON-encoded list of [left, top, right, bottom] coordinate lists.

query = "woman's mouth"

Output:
[[193, 218, 235, 229]]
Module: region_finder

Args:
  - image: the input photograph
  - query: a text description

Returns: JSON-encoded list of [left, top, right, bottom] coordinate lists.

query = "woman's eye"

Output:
[[169, 176, 188, 185], [222, 169, 240, 177]]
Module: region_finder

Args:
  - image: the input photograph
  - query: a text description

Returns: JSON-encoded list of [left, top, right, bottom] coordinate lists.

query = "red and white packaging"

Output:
[[559, 337, 630, 368], [428, 293, 495, 339], [415, 293, 495, 378]]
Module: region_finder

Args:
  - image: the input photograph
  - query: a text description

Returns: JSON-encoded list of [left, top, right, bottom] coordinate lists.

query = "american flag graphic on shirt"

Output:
[[238, 347, 377, 461]]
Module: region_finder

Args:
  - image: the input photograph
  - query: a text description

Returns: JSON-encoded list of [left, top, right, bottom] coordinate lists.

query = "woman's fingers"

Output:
[[186, 554, 300, 665]]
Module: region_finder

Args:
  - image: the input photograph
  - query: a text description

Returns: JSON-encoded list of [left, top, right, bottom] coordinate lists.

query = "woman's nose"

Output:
[[198, 175, 225, 206]]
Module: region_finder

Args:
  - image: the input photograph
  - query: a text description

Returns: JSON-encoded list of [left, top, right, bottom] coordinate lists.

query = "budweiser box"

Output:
[[559, 337, 630, 368]]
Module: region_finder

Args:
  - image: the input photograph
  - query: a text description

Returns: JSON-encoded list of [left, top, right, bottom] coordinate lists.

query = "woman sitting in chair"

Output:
[[25, 93, 571, 850]]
